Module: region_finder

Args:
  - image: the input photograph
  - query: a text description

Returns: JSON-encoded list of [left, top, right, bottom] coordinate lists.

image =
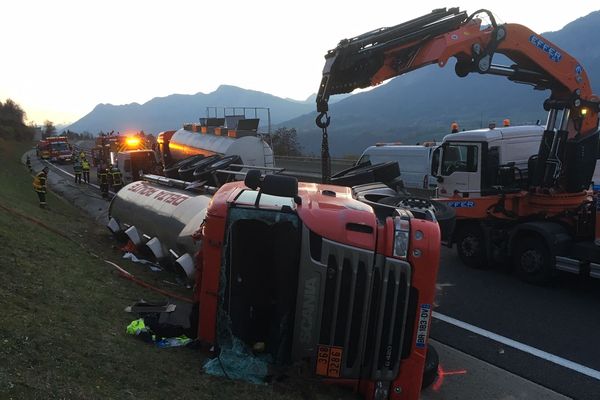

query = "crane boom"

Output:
[[316, 7, 600, 191]]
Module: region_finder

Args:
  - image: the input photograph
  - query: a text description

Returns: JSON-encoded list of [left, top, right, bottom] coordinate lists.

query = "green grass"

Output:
[[0, 139, 357, 400]]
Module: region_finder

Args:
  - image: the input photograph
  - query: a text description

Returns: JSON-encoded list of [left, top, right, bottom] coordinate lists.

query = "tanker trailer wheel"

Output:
[[163, 155, 205, 179], [330, 161, 400, 187], [178, 155, 220, 181], [378, 195, 455, 243], [193, 155, 242, 186], [422, 344, 439, 389], [455, 224, 487, 269], [514, 236, 554, 285]]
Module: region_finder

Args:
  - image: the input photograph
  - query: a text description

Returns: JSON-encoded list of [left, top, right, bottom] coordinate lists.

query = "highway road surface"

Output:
[[430, 246, 600, 399]]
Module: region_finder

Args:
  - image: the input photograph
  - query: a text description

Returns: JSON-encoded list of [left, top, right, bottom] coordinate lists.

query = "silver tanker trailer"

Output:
[[108, 175, 214, 279]]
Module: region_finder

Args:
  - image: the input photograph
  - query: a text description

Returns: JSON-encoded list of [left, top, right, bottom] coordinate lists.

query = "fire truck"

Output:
[[37, 136, 72, 163], [91, 132, 148, 167], [36, 139, 50, 159], [90, 132, 161, 182], [316, 7, 600, 285]]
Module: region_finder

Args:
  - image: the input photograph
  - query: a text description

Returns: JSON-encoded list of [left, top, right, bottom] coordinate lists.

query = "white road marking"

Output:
[[44, 160, 103, 191], [433, 311, 600, 381]]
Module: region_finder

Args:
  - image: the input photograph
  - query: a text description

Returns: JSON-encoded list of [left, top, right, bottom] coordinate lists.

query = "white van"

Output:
[[357, 144, 439, 190]]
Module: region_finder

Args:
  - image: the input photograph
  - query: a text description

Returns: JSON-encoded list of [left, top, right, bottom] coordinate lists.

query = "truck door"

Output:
[[122, 158, 133, 183], [438, 142, 481, 197]]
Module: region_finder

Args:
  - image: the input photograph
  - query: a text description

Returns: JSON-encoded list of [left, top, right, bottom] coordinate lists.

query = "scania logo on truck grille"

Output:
[[300, 277, 318, 344]]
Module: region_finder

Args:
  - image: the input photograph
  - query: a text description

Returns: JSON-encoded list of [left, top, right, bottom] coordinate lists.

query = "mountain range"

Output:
[[67, 10, 600, 156]]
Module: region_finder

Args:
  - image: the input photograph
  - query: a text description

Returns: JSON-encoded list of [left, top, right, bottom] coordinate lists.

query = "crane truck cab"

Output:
[[431, 125, 544, 198]]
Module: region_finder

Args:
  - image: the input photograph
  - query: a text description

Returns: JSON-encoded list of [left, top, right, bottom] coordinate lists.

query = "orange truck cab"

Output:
[[195, 173, 441, 399]]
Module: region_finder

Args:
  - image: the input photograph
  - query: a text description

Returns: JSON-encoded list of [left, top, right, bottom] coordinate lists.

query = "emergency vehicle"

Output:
[[37, 136, 72, 163]]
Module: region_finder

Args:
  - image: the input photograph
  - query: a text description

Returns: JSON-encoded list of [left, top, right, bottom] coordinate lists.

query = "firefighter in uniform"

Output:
[[73, 158, 83, 184], [81, 158, 91, 183], [98, 164, 109, 199], [110, 164, 123, 192], [33, 166, 49, 208]]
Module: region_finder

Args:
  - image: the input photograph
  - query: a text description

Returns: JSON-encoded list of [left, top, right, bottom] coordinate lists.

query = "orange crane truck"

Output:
[[317, 7, 600, 285]]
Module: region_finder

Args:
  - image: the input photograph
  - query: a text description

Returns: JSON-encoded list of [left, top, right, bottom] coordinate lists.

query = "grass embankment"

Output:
[[0, 140, 353, 400]]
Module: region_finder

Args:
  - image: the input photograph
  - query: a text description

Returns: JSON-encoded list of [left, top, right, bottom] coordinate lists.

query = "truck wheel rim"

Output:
[[520, 249, 542, 273], [461, 235, 479, 257]]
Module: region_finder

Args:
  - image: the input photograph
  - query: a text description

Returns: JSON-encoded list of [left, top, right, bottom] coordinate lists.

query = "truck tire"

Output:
[[163, 155, 204, 179], [330, 161, 400, 187], [378, 195, 455, 243], [455, 224, 487, 269], [179, 155, 220, 181], [422, 344, 439, 389], [514, 236, 554, 284]]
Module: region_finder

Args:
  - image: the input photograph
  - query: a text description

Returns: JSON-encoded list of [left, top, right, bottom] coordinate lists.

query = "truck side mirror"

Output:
[[431, 147, 441, 177]]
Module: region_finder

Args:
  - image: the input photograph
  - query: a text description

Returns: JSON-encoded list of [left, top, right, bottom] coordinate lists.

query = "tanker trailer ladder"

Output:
[[262, 140, 275, 167]]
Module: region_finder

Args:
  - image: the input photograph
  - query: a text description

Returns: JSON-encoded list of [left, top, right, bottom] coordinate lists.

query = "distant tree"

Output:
[[270, 127, 303, 156], [0, 99, 34, 141], [43, 120, 56, 138], [0, 99, 26, 126]]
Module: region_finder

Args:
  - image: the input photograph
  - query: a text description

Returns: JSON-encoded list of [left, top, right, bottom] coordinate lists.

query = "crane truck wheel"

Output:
[[455, 224, 487, 269], [378, 195, 455, 242], [514, 236, 554, 285], [330, 161, 400, 187], [422, 344, 439, 389], [163, 155, 205, 179]]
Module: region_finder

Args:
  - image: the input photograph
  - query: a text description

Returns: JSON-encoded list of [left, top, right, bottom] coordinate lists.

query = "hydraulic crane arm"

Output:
[[316, 7, 600, 190]]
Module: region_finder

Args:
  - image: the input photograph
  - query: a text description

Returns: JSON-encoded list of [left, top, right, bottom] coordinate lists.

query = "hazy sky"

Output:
[[2, 1, 598, 125]]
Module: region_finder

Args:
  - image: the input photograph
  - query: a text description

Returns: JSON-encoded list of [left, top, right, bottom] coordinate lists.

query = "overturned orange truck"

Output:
[[109, 170, 443, 399]]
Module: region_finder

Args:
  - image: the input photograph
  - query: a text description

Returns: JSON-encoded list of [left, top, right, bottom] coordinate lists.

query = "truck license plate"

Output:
[[316, 345, 343, 378]]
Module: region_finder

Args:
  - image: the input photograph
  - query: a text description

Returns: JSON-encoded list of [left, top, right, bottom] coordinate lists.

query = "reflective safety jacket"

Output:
[[81, 160, 90, 171], [110, 167, 122, 186], [98, 168, 109, 184], [32, 171, 47, 193]]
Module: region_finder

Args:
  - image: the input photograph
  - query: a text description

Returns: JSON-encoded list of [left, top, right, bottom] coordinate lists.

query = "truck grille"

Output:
[[317, 237, 411, 379], [291, 227, 411, 381]]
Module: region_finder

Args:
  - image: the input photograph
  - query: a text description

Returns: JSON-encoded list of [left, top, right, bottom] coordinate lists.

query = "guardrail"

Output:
[[273, 155, 357, 183], [274, 155, 356, 173]]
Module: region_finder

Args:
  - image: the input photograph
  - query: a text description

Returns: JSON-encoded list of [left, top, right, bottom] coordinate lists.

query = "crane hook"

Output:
[[316, 112, 331, 129]]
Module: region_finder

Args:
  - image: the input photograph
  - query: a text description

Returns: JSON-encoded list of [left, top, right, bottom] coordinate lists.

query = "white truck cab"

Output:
[[432, 125, 545, 198]]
